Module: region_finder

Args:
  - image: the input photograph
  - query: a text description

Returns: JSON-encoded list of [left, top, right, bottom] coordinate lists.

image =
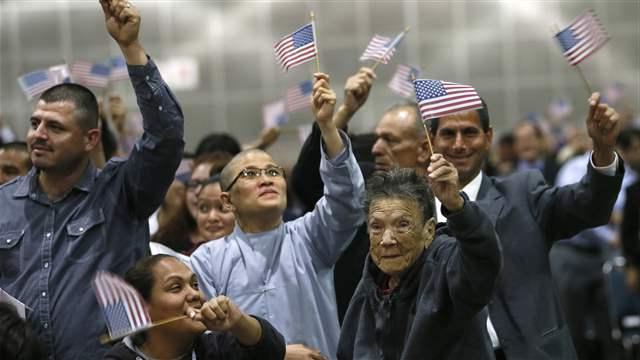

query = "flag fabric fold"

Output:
[[413, 79, 482, 121], [108, 56, 129, 81], [388, 64, 421, 98], [359, 31, 405, 64], [285, 80, 313, 112], [93, 271, 152, 339], [554, 9, 609, 66], [263, 100, 288, 129], [71, 61, 111, 88], [17, 70, 58, 100], [274, 23, 317, 72]]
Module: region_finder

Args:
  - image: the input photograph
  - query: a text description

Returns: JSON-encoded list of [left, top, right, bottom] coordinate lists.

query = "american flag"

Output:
[[93, 271, 151, 339], [273, 23, 317, 72], [48, 64, 72, 84], [108, 56, 129, 81], [285, 80, 313, 112], [388, 64, 421, 98], [413, 79, 482, 121], [17, 70, 58, 100], [71, 61, 111, 88], [359, 32, 405, 64], [263, 100, 288, 128], [554, 9, 609, 66]]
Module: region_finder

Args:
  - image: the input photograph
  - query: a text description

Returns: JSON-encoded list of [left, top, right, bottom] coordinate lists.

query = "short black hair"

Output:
[[429, 97, 490, 134], [0, 302, 44, 360], [617, 127, 640, 151], [39, 83, 99, 131], [195, 133, 242, 157], [365, 168, 435, 224], [0, 141, 28, 153], [124, 254, 176, 302]]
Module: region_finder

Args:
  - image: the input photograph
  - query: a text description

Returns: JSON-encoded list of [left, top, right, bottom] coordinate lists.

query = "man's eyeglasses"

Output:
[[225, 166, 285, 192]]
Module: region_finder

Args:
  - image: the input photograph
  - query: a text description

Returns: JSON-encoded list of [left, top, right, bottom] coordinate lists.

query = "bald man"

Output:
[[191, 73, 365, 360]]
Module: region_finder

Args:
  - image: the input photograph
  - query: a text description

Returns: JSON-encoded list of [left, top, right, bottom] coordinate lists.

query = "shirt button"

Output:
[[44, 262, 49, 269], [41, 291, 47, 297], [145, 75, 150, 81], [30, 193, 36, 200], [46, 232, 51, 238], [158, 106, 163, 111], [78, 227, 84, 232], [43, 322, 48, 329], [5, 239, 10, 244]]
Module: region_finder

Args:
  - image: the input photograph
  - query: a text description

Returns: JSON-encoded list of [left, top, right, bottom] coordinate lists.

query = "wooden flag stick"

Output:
[[310, 12, 321, 73], [99, 315, 188, 345], [409, 72, 434, 155], [371, 26, 410, 72], [575, 65, 594, 95], [422, 121, 435, 156]]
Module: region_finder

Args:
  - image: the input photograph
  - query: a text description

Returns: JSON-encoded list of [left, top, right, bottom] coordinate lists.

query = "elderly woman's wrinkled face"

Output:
[[367, 197, 435, 276]]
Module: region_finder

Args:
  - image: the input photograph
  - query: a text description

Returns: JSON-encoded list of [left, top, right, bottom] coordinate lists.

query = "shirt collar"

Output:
[[434, 170, 483, 222], [13, 162, 97, 198], [460, 170, 483, 202]]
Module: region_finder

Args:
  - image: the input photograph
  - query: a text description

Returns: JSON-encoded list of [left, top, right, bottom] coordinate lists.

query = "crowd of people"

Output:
[[0, 1, 639, 359]]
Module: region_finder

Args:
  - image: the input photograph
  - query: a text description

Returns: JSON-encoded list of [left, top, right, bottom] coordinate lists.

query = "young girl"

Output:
[[104, 255, 285, 359]]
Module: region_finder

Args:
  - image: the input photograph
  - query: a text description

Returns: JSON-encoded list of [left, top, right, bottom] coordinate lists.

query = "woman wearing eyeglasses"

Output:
[[151, 155, 236, 260]]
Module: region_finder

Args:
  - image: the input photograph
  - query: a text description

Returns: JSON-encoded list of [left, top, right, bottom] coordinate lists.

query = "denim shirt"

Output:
[[0, 58, 184, 360], [191, 131, 365, 360]]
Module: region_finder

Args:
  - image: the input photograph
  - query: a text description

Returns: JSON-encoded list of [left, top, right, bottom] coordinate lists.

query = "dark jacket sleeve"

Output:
[[122, 57, 185, 219], [622, 182, 640, 266], [199, 316, 286, 360], [441, 199, 502, 311], [528, 157, 624, 244], [291, 122, 324, 212]]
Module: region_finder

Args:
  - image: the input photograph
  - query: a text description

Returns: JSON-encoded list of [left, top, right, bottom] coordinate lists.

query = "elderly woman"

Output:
[[104, 254, 285, 359], [337, 155, 502, 360]]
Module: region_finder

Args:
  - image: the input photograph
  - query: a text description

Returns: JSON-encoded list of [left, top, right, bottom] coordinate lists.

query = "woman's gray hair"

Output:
[[365, 168, 435, 223]]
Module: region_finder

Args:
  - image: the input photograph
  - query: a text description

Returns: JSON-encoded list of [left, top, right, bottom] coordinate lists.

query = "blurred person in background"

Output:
[[151, 163, 235, 261], [0, 302, 44, 360], [513, 120, 560, 184], [0, 142, 31, 185]]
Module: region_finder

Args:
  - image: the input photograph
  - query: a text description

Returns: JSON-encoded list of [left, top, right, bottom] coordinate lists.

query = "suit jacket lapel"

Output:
[[476, 174, 506, 226]]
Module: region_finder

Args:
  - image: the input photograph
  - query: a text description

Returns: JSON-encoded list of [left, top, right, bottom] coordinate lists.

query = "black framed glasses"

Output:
[[225, 166, 285, 192]]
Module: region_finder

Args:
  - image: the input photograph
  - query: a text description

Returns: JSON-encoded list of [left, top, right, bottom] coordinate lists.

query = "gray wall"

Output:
[[1, 0, 638, 165]]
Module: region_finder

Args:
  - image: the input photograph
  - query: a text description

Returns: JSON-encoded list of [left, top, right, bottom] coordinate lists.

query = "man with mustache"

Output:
[[0, 1, 184, 358]]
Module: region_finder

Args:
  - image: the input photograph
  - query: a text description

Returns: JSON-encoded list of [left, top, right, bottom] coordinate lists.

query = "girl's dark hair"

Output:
[[151, 200, 196, 254], [0, 302, 44, 360], [124, 254, 176, 346]]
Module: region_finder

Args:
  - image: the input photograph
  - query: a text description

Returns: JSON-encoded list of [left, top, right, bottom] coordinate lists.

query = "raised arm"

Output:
[[291, 68, 375, 212], [101, 0, 185, 218], [532, 93, 624, 242], [292, 73, 365, 267], [333, 67, 376, 130], [428, 153, 501, 308]]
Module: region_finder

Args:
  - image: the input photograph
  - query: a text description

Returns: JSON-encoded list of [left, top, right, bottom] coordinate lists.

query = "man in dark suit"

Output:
[[429, 92, 624, 360]]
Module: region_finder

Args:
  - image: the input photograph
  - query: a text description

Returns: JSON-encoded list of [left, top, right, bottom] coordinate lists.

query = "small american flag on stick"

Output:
[[554, 9, 609, 66], [274, 23, 317, 72], [413, 79, 482, 121], [93, 271, 151, 340]]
